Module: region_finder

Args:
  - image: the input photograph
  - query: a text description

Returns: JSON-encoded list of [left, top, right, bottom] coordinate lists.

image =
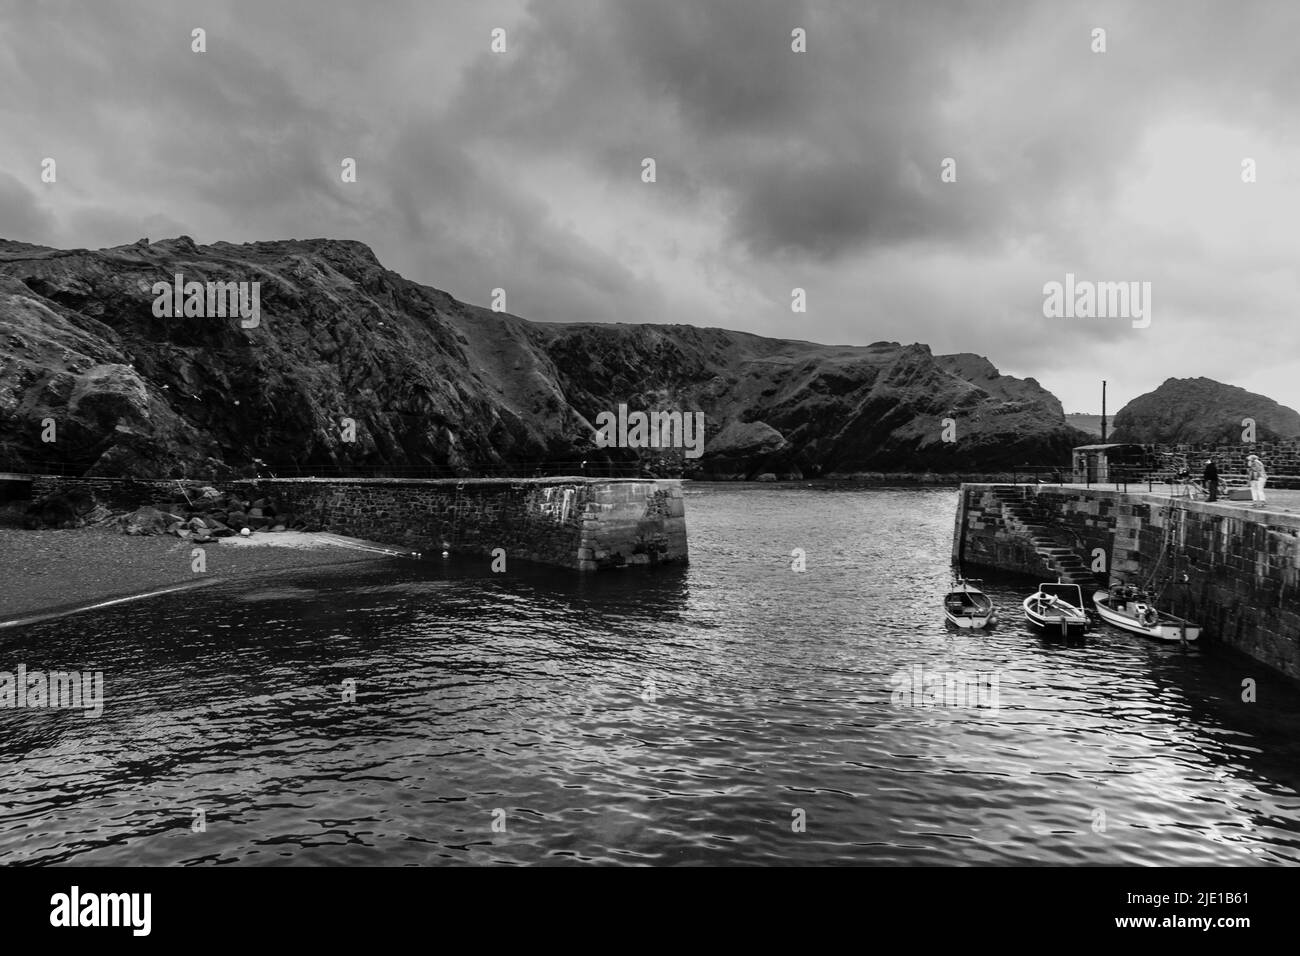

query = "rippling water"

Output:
[[3, 484, 1300, 866]]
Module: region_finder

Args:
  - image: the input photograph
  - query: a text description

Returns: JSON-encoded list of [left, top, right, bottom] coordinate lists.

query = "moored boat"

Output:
[[1023, 582, 1088, 637], [1092, 584, 1200, 642], [944, 578, 996, 629]]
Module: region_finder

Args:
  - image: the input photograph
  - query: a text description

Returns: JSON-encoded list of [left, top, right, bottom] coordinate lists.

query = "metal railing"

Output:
[[1007, 465, 1069, 486]]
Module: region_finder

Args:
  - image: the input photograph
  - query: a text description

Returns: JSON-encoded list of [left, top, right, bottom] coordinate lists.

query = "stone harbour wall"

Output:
[[953, 484, 1109, 580], [29, 475, 688, 572], [955, 483, 1300, 681], [575, 478, 688, 571]]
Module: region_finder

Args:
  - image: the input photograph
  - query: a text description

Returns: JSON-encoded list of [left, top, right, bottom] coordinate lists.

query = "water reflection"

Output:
[[1, 485, 1298, 866]]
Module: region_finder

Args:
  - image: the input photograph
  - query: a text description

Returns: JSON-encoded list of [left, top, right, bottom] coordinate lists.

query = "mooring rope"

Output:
[[1142, 499, 1177, 593], [1149, 500, 1187, 605], [315, 534, 417, 558]]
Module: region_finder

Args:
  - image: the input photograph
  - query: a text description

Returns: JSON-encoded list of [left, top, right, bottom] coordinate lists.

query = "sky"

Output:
[[2, 0, 1298, 413]]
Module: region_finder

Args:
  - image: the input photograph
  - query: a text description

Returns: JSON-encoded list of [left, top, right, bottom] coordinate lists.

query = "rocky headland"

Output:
[[1112, 377, 1300, 445], [1, 236, 1091, 480]]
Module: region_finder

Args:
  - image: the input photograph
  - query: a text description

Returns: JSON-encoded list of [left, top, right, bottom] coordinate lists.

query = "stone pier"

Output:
[[954, 483, 1300, 680], [27, 475, 689, 572]]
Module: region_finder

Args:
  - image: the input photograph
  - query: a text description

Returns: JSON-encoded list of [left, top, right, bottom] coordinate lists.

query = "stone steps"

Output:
[[990, 489, 1098, 588]]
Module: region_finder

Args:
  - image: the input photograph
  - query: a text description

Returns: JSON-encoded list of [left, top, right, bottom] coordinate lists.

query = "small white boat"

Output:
[[1093, 585, 1200, 642], [1024, 582, 1088, 638], [944, 578, 996, 629]]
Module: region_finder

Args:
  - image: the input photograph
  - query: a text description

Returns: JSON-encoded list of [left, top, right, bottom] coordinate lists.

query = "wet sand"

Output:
[[0, 526, 413, 624]]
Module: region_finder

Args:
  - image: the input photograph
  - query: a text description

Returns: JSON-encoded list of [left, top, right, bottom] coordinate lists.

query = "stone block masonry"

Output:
[[1157, 439, 1300, 486], [955, 483, 1300, 681], [28, 475, 688, 572]]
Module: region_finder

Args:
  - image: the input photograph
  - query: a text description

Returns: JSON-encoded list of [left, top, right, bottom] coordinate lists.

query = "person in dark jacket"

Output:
[[1201, 458, 1219, 502]]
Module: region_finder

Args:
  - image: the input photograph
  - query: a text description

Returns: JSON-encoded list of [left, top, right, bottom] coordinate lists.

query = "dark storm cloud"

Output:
[[449, 0, 1300, 264], [377, 115, 660, 322], [448, 0, 1057, 257], [607, 0, 1036, 255], [6, 0, 1293, 265]]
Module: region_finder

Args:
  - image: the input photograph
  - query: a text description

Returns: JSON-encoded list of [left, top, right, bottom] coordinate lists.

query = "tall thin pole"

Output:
[[1101, 380, 1108, 442]]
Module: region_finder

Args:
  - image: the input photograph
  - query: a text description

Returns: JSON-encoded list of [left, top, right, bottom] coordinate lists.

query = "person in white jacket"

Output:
[[1247, 454, 1268, 502]]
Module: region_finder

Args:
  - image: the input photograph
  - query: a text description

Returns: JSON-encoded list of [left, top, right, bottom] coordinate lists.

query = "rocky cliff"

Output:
[[1111, 377, 1300, 445], [0, 236, 1088, 479]]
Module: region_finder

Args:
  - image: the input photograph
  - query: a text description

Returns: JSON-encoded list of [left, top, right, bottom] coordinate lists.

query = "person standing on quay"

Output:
[[1247, 454, 1268, 502], [1202, 458, 1219, 502]]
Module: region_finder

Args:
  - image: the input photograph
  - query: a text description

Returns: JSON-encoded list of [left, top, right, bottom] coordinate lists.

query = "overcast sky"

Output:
[[3, 0, 1298, 412]]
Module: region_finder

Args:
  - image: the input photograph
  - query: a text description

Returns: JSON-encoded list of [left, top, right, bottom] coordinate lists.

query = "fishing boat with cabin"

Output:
[[1093, 583, 1200, 642]]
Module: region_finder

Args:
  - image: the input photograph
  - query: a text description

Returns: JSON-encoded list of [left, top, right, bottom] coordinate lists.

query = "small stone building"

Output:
[[1070, 443, 1146, 484]]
